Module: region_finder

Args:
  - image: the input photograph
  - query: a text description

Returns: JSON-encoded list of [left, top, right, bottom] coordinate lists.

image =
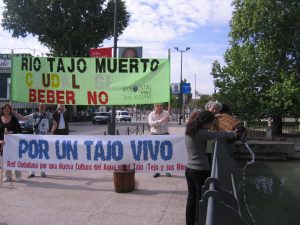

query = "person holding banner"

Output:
[[15, 103, 53, 178], [184, 110, 237, 225], [51, 104, 69, 135], [0, 103, 22, 182], [148, 103, 172, 178]]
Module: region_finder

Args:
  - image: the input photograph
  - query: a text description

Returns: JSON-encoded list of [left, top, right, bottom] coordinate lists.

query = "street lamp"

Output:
[[107, 0, 118, 135], [174, 46, 190, 125]]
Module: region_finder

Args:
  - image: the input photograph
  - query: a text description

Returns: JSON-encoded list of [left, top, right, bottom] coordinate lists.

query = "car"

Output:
[[19, 119, 34, 133], [92, 112, 111, 124], [116, 110, 131, 122]]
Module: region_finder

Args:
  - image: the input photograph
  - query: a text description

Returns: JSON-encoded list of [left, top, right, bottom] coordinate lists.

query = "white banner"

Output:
[[3, 134, 187, 174]]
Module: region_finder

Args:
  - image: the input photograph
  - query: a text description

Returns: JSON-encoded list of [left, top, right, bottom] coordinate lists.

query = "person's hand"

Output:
[[159, 117, 168, 123], [57, 105, 66, 112], [232, 130, 239, 140]]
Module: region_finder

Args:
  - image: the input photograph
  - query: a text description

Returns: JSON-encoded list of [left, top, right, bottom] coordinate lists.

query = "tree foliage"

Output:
[[211, 0, 300, 134], [2, 0, 130, 56], [189, 94, 214, 110]]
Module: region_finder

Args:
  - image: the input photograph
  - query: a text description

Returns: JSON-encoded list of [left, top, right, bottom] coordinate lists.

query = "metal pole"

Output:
[[174, 47, 190, 124], [108, 0, 118, 135], [194, 73, 196, 99], [179, 51, 183, 125], [205, 140, 218, 225], [9, 49, 14, 104]]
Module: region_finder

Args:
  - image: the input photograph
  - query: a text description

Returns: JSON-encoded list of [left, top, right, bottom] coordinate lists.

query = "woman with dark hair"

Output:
[[0, 103, 22, 182], [184, 110, 237, 225]]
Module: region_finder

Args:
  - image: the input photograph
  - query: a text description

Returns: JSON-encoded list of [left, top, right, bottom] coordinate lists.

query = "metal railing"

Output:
[[104, 124, 150, 135], [198, 140, 248, 225], [246, 120, 300, 138]]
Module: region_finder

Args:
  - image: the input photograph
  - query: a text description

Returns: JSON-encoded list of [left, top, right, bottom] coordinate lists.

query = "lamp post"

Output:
[[174, 47, 190, 125], [194, 73, 197, 99], [107, 0, 118, 135]]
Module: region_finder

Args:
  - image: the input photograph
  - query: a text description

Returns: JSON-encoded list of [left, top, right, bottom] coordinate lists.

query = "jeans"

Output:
[[185, 167, 210, 225]]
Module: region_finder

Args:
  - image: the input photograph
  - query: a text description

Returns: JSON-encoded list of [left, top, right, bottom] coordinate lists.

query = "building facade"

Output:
[[0, 53, 38, 112]]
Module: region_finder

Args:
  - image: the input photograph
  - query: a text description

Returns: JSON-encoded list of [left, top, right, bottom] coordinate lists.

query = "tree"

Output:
[[2, 0, 130, 56], [211, 0, 300, 135], [193, 94, 214, 110]]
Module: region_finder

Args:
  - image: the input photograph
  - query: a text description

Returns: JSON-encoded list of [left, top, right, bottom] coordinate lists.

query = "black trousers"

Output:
[[185, 167, 210, 225]]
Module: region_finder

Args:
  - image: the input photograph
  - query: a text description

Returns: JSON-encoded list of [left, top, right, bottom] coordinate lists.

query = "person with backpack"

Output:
[[15, 103, 53, 178]]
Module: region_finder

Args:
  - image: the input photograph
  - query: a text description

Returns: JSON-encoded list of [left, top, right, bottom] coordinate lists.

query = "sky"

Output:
[[0, 0, 233, 96]]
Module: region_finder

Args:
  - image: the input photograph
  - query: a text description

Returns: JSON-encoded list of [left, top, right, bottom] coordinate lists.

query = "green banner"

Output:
[[11, 56, 170, 105]]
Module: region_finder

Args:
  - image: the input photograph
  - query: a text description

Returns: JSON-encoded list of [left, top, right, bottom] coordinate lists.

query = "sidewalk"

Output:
[[0, 124, 188, 225]]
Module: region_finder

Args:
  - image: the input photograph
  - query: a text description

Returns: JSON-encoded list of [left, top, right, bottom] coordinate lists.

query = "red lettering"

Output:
[[99, 91, 108, 104], [87, 91, 108, 105], [47, 90, 55, 103], [66, 91, 75, 104], [87, 91, 97, 104], [56, 90, 64, 104], [37, 89, 45, 102], [28, 89, 76, 104], [29, 89, 36, 102]]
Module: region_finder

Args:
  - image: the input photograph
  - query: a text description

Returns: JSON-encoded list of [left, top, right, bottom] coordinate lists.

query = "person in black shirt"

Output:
[[0, 103, 22, 182]]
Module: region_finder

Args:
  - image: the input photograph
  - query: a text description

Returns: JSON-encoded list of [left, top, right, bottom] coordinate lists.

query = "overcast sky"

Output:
[[0, 0, 233, 95]]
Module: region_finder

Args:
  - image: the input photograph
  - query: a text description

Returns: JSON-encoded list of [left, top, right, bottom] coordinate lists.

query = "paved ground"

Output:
[[0, 124, 188, 225]]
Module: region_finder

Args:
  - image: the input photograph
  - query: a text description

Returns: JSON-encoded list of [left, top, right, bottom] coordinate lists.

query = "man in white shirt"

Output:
[[148, 103, 171, 178], [51, 104, 69, 135]]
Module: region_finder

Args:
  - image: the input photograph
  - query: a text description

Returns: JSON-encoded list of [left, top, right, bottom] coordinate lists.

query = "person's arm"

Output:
[[149, 115, 168, 126], [13, 111, 32, 121], [162, 111, 171, 123], [152, 111, 170, 125], [51, 120, 58, 134]]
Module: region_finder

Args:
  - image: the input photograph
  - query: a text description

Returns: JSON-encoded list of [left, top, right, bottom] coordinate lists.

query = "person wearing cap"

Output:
[[148, 103, 172, 178], [51, 104, 69, 135]]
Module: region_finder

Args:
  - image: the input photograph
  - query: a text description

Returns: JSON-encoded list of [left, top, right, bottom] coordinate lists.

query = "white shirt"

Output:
[[148, 110, 170, 134], [58, 112, 65, 129]]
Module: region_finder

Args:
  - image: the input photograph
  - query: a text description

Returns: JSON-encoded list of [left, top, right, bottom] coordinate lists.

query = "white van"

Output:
[[116, 110, 131, 122]]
